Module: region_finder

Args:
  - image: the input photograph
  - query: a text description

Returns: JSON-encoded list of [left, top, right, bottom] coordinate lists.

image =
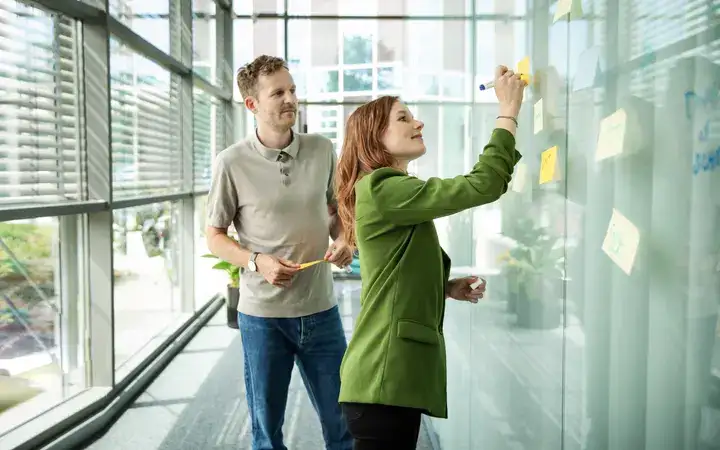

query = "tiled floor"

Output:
[[86, 280, 435, 450]]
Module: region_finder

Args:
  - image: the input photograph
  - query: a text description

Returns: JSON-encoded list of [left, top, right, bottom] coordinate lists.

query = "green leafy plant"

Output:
[[498, 218, 565, 300], [201, 254, 240, 288], [0, 222, 53, 279]]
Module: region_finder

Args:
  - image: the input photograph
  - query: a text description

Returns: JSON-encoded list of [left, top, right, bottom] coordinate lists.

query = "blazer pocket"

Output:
[[396, 320, 439, 345]]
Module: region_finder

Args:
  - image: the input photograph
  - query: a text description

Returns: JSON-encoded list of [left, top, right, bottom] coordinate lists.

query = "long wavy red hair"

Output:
[[335, 95, 399, 248]]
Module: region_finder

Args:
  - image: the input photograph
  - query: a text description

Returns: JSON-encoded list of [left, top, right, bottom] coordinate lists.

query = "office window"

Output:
[[288, 19, 474, 101], [287, 0, 460, 16], [232, 19, 285, 102], [343, 69, 373, 92], [113, 201, 182, 370], [193, 195, 225, 310], [308, 69, 340, 96], [377, 66, 401, 91], [305, 106, 343, 151], [343, 34, 373, 65], [110, 40, 183, 198], [475, 0, 526, 15], [193, 89, 225, 191], [109, 0, 170, 54], [193, 0, 218, 83], [0, 2, 82, 206], [0, 216, 86, 435]]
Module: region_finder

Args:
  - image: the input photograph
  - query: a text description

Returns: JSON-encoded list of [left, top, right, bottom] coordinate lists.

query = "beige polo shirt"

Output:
[[206, 130, 337, 318]]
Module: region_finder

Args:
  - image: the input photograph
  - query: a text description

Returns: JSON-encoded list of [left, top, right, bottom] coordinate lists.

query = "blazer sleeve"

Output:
[[366, 128, 522, 226]]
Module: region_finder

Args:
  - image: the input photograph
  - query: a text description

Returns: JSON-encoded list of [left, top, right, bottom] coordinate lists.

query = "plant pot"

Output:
[[505, 272, 520, 314], [515, 294, 561, 330], [227, 285, 239, 329], [507, 290, 519, 314]]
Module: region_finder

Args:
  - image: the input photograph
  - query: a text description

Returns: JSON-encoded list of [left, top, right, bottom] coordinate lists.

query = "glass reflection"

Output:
[[0, 217, 85, 434], [192, 0, 217, 83], [109, 0, 170, 54], [110, 39, 182, 199], [232, 2, 720, 448], [194, 195, 225, 310], [113, 202, 182, 370], [286, 19, 483, 102]]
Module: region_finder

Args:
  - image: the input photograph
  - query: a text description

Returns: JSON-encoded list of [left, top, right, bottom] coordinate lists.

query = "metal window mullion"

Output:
[[179, 0, 195, 313], [215, 0, 231, 12], [169, 0, 182, 64], [83, 3, 115, 388], [107, 15, 190, 76], [222, 6, 234, 146], [52, 15, 67, 198], [58, 214, 80, 394], [193, 73, 232, 101], [27, 0, 106, 21], [215, 7, 224, 90]]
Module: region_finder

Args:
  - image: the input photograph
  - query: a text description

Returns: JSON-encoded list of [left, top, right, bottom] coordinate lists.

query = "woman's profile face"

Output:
[[381, 101, 426, 163]]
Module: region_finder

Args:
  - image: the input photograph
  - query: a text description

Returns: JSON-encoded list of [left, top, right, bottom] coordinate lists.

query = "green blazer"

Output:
[[338, 128, 521, 418]]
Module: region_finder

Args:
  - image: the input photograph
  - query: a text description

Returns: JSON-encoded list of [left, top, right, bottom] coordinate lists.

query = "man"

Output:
[[206, 55, 354, 450]]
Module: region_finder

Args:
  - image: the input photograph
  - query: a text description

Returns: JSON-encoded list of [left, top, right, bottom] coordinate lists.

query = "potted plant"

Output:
[[498, 217, 547, 313], [202, 254, 240, 329], [500, 225, 565, 329]]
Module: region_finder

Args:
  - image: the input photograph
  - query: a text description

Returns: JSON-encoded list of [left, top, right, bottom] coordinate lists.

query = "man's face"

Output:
[[246, 68, 298, 132]]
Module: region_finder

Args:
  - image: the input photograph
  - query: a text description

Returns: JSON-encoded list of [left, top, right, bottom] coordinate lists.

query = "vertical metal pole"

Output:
[[223, 4, 235, 146], [179, 0, 196, 312], [83, 0, 115, 387]]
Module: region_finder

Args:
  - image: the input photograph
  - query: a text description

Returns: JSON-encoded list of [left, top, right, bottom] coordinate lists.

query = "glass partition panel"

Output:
[[113, 201, 182, 370], [0, 216, 86, 434], [563, 0, 720, 449]]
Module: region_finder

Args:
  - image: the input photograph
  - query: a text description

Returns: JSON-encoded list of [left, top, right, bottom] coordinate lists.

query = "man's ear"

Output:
[[244, 96, 257, 113]]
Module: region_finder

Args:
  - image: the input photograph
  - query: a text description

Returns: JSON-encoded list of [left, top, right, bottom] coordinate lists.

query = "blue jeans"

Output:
[[238, 305, 353, 450]]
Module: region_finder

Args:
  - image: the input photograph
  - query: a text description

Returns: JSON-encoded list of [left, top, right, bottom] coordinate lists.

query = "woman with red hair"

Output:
[[334, 65, 527, 449]]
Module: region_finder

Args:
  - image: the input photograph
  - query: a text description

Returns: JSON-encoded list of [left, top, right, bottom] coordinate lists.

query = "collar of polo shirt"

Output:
[[251, 128, 300, 161]]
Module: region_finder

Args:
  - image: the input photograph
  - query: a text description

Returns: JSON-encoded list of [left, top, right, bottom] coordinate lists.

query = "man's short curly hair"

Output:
[[236, 55, 288, 99]]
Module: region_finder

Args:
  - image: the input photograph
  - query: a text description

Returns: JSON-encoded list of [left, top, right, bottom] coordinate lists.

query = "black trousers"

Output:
[[341, 402, 423, 449]]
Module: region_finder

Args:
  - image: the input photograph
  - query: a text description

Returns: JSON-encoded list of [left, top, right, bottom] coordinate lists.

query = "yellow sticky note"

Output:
[[517, 56, 531, 84], [554, 0, 583, 22], [533, 99, 544, 134], [511, 163, 528, 193], [595, 108, 627, 162], [602, 209, 640, 275], [539, 146, 558, 184], [299, 259, 325, 270]]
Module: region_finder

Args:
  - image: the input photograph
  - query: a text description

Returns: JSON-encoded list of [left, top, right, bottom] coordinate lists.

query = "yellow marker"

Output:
[[539, 146, 558, 184], [517, 56, 531, 84], [299, 259, 325, 270]]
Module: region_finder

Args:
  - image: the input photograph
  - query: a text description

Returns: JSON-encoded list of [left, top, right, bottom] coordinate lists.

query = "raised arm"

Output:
[[365, 128, 521, 226]]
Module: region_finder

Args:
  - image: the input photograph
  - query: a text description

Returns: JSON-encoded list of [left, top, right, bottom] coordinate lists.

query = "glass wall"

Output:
[[0, 0, 232, 445], [556, 1, 720, 449], [237, 0, 720, 449]]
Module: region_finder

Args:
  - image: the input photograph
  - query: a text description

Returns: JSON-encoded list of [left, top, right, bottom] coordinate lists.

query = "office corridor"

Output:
[[85, 280, 436, 450]]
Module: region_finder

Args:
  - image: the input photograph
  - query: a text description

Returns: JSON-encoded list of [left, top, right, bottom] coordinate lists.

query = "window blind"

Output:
[[110, 39, 183, 198], [192, 87, 224, 190], [0, 1, 82, 205], [627, 0, 720, 103]]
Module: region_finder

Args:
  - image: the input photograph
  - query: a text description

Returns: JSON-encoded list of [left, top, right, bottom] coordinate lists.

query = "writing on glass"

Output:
[[685, 82, 720, 174], [539, 146, 558, 184]]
